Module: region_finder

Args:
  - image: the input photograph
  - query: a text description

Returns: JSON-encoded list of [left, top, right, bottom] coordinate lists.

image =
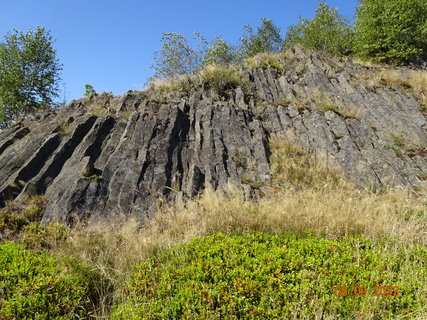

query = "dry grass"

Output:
[[57, 121, 73, 135], [196, 64, 247, 93], [380, 69, 427, 92], [148, 64, 247, 96], [244, 52, 286, 72], [312, 92, 364, 120], [148, 74, 194, 93], [316, 101, 363, 120], [379, 69, 427, 111]]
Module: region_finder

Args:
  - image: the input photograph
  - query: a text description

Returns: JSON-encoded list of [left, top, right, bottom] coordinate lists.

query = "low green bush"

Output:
[[0, 242, 94, 319], [112, 232, 427, 319]]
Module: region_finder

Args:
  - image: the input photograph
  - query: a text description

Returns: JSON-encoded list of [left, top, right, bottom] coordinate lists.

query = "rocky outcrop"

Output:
[[0, 46, 426, 224]]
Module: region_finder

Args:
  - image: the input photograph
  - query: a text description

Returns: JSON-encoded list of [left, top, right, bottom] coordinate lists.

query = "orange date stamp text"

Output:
[[333, 286, 399, 297]]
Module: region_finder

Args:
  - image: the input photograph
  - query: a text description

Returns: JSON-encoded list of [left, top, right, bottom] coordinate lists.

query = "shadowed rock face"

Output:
[[0, 46, 426, 224]]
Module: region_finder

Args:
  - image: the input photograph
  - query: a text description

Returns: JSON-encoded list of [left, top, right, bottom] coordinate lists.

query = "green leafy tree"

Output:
[[151, 32, 202, 79], [203, 36, 237, 66], [0, 27, 62, 128], [284, 1, 353, 54], [239, 18, 283, 59], [354, 0, 427, 63], [84, 84, 97, 97]]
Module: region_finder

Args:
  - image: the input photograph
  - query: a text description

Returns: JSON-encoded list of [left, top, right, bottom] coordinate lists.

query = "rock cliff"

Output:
[[1, 46, 426, 224]]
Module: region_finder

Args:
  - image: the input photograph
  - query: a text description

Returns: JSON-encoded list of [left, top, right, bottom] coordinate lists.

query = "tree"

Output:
[[151, 32, 201, 79], [354, 0, 427, 63], [0, 27, 62, 128], [284, 1, 353, 54], [239, 18, 283, 59], [84, 84, 97, 97], [203, 36, 237, 66]]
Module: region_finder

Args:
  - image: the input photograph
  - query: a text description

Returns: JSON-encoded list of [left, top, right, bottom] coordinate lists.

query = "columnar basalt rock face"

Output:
[[0, 47, 426, 224]]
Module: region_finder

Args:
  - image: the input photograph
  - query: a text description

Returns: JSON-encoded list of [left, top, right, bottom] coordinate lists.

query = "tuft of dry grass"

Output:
[[380, 69, 427, 92], [196, 64, 247, 94], [148, 74, 194, 93], [312, 92, 364, 120], [380, 68, 427, 111], [244, 52, 286, 72], [148, 64, 247, 96]]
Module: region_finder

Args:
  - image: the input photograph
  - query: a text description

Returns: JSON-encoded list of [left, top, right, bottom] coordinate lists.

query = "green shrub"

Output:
[[20, 222, 68, 250], [112, 232, 427, 319], [284, 1, 353, 55], [203, 36, 237, 66], [0, 242, 94, 319], [84, 84, 97, 97], [354, 0, 427, 63]]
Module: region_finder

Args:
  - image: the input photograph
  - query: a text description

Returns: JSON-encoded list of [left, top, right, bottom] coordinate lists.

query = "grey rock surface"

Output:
[[0, 46, 426, 224]]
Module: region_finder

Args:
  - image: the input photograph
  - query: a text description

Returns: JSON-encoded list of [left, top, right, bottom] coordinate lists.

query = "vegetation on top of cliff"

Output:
[[146, 0, 426, 98], [1, 0, 426, 129], [0, 27, 62, 129], [284, 0, 353, 55], [354, 0, 427, 64]]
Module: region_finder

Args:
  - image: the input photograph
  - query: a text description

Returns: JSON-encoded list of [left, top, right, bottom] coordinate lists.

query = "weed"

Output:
[[383, 145, 402, 157], [57, 121, 73, 135], [88, 174, 103, 180]]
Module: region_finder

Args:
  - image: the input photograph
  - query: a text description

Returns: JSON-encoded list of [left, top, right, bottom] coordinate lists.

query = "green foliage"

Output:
[[0, 27, 62, 129], [151, 32, 202, 79], [203, 36, 237, 66], [112, 232, 427, 319], [84, 84, 97, 97], [20, 222, 68, 250], [0, 204, 43, 235], [354, 0, 427, 63], [0, 242, 93, 319], [239, 18, 283, 59], [284, 1, 353, 54]]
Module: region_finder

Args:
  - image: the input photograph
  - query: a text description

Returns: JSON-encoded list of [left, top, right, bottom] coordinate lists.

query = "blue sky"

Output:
[[0, 0, 358, 101]]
